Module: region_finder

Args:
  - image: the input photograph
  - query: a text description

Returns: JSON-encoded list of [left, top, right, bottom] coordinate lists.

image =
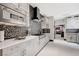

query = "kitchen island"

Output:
[[0, 35, 49, 56], [0, 36, 39, 56]]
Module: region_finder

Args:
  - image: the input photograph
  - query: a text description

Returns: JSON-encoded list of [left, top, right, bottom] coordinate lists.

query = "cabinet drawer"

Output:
[[3, 45, 19, 56], [3, 42, 26, 56], [71, 34, 77, 42], [77, 34, 79, 43], [66, 33, 72, 41], [40, 37, 46, 48], [66, 33, 77, 42]]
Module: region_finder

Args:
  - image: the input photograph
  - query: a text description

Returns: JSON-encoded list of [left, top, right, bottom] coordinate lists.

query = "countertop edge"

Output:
[[0, 36, 39, 49]]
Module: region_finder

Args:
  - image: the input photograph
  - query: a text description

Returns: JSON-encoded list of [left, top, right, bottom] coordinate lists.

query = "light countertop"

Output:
[[0, 36, 38, 49]]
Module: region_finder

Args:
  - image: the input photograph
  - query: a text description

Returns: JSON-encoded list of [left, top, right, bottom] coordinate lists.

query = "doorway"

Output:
[[55, 25, 64, 40]]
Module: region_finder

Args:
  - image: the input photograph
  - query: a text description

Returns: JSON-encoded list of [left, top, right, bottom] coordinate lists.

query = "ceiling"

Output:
[[35, 3, 79, 20]]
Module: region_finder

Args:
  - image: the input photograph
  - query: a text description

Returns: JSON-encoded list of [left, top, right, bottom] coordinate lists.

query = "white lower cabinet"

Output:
[[71, 34, 77, 43], [39, 36, 49, 50], [66, 33, 77, 43], [33, 38, 40, 55], [0, 36, 49, 56], [26, 36, 49, 56], [66, 33, 72, 42], [3, 42, 26, 56], [66, 33, 79, 43], [26, 37, 40, 56], [40, 38, 44, 49], [26, 39, 33, 56], [45, 35, 49, 43], [77, 34, 79, 44]]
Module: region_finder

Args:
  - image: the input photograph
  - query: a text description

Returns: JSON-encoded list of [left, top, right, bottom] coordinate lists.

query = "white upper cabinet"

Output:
[[41, 17, 50, 29], [18, 3, 29, 15], [66, 15, 79, 29]]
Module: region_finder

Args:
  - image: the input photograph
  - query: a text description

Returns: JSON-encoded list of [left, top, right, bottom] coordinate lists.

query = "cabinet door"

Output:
[[40, 37, 46, 49], [71, 34, 77, 43], [39, 39, 43, 49], [77, 34, 79, 43], [66, 33, 72, 42], [33, 38, 39, 55], [3, 45, 18, 56], [45, 35, 49, 43], [1, 3, 19, 10], [18, 3, 28, 12], [2, 43, 26, 56], [26, 39, 34, 56], [26, 37, 40, 56]]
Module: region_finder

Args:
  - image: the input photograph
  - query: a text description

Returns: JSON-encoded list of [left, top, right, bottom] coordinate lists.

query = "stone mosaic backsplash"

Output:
[[0, 24, 28, 39]]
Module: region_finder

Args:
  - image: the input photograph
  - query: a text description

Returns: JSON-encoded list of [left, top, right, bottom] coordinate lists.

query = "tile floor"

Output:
[[37, 39, 79, 56]]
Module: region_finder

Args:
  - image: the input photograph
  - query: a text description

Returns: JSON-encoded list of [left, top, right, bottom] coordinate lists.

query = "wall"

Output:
[[55, 19, 65, 26]]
